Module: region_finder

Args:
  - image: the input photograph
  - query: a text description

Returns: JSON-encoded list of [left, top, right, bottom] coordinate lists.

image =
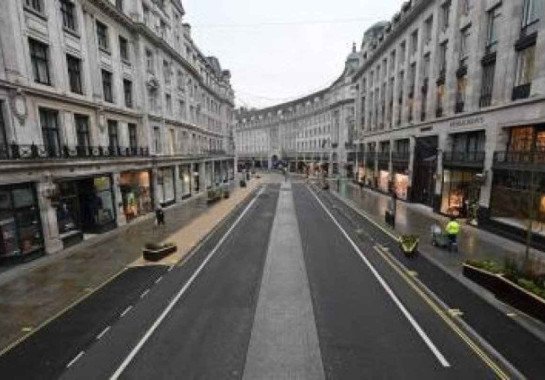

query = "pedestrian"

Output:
[[445, 216, 461, 250], [155, 206, 165, 226]]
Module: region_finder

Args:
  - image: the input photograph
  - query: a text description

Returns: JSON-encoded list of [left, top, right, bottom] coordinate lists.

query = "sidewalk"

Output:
[[0, 174, 268, 352], [331, 179, 545, 338]]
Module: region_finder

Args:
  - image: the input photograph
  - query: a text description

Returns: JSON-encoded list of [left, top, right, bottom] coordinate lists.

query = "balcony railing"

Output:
[[479, 94, 492, 108], [512, 83, 531, 101], [494, 150, 545, 168], [0, 143, 150, 160], [443, 151, 485, 167], [377, 152, 390, 162]]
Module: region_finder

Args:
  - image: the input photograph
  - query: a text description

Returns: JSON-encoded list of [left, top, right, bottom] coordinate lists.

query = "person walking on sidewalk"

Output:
[[445, 216, 461, 250], [155, 206, 165, 226]]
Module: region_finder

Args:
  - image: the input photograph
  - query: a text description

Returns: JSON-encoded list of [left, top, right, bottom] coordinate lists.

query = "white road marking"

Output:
[[66, 351, 85, 368], [309, 188, 451, 368], [120, 306, 133, 318], [140, 289, 150, 299], [110, 186, 264, 379], [96, 326, 111, 340], [155, 276, 163, 284]]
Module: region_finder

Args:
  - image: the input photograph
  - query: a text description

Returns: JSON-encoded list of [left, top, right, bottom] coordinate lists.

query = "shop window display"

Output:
[[441, 169, 481, 217], [379, 170, 390, 193], [157, 167, 175, 206], [393, 173, 409, 200], [0, 184, 43, 258], [120, 171, 152, 221]]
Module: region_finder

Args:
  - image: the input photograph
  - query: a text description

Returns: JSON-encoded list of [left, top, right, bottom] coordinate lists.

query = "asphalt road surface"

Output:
[[1, 181, 539, 379]]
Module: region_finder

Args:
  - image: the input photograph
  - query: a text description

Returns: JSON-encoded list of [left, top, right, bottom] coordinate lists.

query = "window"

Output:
[[441, 1, 451, 31], [436, 83, 445, 117], [101, 70, 113, 103], [128, 124, 137, 149], [143, 5, 150, 26], [515, 45, 535, 87], [159, 20, 167, 39], [146, 49, 154, 73], [40, 109, 60, 157], [115, 0, 123, 11], [96, 21, 109, 51], [459, 27, 470, 66], [422, 54, 430, 79], [108, 120, 118, 149], [60, 0, 76, 31], [75, 114, 90, 149], [438, 42, 448, 77], [522, 0, 542, 31], [424, 17, 433, 44], [165, 94, 172, 114], [410, 30, 418, 55], [119, 36, 129, 62], [399, 41, 406, 64], [153, 126, 161, 153], [163, 60, 171, 84], [455, 76, 467, 113], [461, 0, 472, 16], [123, 79, 133, 108], [177, 70, 185, 90], [179, 100, 186, 119], [66, 55, 82, 94], [480, 61, 495, 107], [29, 39, 51, 85], [25, 0, 43, 14], [486, 6, 500, 53]]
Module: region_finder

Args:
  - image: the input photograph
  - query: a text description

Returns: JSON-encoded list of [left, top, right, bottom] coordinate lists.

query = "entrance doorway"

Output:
[[412, 136, 438, 207]]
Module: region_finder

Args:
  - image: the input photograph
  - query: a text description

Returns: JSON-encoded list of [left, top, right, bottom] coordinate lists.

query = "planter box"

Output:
[[143, 244, 177, 262], [463, 264, 545, 323]]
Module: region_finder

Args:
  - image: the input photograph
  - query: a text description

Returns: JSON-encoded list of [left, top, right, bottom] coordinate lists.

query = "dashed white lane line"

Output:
[[66, 351, 85, 368], [120, 306, 133, 318], [155, 276, 163, 284], [140, 289, 150, 299], [110, 186, 264, 380], [309, 187, 451, 368], [96, 326, 111, 340]]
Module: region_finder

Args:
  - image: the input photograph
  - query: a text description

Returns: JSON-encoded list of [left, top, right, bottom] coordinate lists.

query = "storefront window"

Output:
[[94, 177, 115, 226], [441, 169, 480, 216], [0, 184, 43, 258], [509, 127, 534, 151], [120, 171, 152, 221], [158, 167, 175, 205], [56, 182, 79, 234], [179, 165, 191, 195], [393, 173, 409, 200], [379, 170, 390, 193]]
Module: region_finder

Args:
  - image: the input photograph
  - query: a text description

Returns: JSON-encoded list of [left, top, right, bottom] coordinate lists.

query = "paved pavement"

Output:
[[334, 179, 545, 273], [0, 174, 264, 353]]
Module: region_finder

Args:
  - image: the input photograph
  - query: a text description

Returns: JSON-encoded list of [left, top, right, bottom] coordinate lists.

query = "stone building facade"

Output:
[[0, 0, 235, 259], [352, 0, 545, 246], [235, 49, 360, 176]]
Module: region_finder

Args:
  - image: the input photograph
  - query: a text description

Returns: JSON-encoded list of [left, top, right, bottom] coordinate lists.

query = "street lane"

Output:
[[292, 183, 497, 379], [62, 184, 279, 379]]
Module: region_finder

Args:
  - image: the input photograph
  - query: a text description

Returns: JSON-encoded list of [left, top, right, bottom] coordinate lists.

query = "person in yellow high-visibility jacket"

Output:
[[445, 216, 461, 246]]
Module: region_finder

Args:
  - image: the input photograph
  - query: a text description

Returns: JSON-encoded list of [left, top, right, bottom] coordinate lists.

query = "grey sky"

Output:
[[183, 0, 404, 108]]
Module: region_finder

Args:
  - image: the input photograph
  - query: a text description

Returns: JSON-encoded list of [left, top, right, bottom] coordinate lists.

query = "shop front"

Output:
[[56, 175, 117, 247], [119, 171, 153, 222], [179, 164, 192, 199], [193, 163, 201, 192], [440, 169, 481, 217], [393, 172, 409, 200], [0, 183, 44, 261], [378, 170, 390, 193], [157, 167, 176, 207]]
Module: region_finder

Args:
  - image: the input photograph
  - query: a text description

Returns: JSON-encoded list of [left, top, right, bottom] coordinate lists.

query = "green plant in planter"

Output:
[[399, 235, 419, 254], [465, 259, 503, 274], [223, 189, 230, 198]]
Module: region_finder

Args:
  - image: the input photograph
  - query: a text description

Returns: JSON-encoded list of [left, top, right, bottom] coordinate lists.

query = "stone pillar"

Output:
[[151, 167, 160, 207], [36, 181, 63, 254], [434, 132, 448, 212], [408, 136, 416, 199], [112, 171, 126, 227], [174, 164, 183, 203]]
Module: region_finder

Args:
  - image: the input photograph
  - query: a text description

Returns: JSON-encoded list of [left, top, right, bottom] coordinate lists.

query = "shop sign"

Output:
[[449, 116, 485, 129]]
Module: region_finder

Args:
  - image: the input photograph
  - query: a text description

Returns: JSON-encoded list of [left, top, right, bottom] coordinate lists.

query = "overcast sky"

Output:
[[183, 0, 403, 108]]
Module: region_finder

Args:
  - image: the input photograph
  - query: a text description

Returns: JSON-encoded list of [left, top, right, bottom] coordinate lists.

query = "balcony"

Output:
[[494, 150, 545, 171], [512, 83, 531, 101], [0, 143, 150, 161], [443, 151, 485, 168]]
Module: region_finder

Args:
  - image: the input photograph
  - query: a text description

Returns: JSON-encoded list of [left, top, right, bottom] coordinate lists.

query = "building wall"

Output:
[[0, 0, 235, 256], [235, 52, 359, 174]]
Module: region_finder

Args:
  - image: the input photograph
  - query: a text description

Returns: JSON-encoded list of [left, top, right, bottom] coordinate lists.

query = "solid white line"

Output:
[[120, 306, 133, 318], [96, 326, 111, 340], [140, 289, 150, 299], [155, 276, 163, 284], [308, 188, 451, 368], [66, 351, 85, 368], [110, 186, 264, 379]]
